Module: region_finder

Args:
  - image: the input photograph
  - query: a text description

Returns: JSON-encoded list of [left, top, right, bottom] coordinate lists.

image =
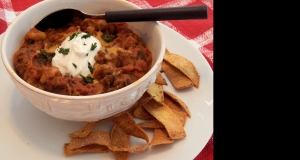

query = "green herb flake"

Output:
[[80, 74, 94, 83], [57, 47, 70, 55], [72, 63, 77, 68], [88, 62, 93, 74], [40, 49, 55, 60], [90, 42, 97, 51], [50, 53, 55, 58], [101, 34, 116, 42], [69, 32, 79, 41], [81, 33, 91, 39], [86, 53, 89, 56], [83, 42, 86, 45]]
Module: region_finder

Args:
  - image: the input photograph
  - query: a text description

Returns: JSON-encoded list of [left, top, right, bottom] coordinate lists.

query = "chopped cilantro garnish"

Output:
[[80, 74, 94, 83], [88, 62, 93, 74], [101, 34, 116, 42], [81, 33, 91, 39], [57, 47, 70, 55], [86, 53, 89, 56], [72, 63, 77, 68], [40, 49, 55, 60], [90, 42, 97, 51], [69, 32, 79, 41], [83, 42, 86, 45]]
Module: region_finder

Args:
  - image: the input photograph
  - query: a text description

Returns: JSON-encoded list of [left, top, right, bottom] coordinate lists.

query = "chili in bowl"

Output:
[[1, 0, 165, 122]]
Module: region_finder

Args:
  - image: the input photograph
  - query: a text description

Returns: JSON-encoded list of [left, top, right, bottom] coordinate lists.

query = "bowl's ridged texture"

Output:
[[10, 70, 157, 121]]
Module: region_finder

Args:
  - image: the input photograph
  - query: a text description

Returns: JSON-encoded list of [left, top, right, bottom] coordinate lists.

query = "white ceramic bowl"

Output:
[[0, 0, 165, 122]]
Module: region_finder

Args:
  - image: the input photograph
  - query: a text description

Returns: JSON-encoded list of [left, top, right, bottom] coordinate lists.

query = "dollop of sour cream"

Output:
[[52, 32, 101, 77]]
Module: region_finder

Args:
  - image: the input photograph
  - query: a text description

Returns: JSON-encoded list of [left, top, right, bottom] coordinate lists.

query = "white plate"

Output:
[[0, 23, 213, 160]]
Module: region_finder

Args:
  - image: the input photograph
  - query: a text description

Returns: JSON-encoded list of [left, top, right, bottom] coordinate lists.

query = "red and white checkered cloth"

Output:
[[0, 0, 213, 159]]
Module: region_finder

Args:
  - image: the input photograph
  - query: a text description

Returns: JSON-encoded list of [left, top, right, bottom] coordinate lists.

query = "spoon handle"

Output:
[[105, 5, 208, 22]]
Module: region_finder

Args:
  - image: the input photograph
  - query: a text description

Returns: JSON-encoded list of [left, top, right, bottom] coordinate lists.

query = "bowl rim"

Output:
[[0, 0, 166, 100]]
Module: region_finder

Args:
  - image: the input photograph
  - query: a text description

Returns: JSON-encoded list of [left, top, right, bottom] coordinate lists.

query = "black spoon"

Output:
[[35, 5, 208, 31]]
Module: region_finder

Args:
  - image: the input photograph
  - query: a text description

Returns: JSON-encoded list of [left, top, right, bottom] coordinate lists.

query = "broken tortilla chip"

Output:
[[149, 128, 174, 146], [143, 99, 186, 139], [146, 82, 164, 103], [162, 60, 194, 89], [163, 51, 200, 88]]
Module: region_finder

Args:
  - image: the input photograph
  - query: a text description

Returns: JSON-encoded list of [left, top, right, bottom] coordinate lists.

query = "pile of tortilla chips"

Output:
[[64, 49, 200, 159]]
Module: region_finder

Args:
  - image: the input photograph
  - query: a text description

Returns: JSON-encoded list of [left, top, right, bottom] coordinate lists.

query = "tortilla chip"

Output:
[[162, 60, 194, 89], [113, 151, 129, 160], [164, 90, 191, 117], [165, 48, 170, 53], [69, 120, 106, 138], [146, 82, 164, 103], [64, 143, 110, 156], [149, 128, 174, 146], [129, 92, 153, 111], [163, 91, 182, 112], [155, 72, 168, 85], [143, 99, 186, 139], [112, 112, 149, 141], [67, 131, 111, 150], [64, 130, 111, 156], [109, 112, 150, 153], [171, 109, 187, 127], [163, 51, 200, 88], [137, 119, 165, 129], [133, 105, 155, 120], [111, 125, 130, 160], [132, 92, 154, 119]]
